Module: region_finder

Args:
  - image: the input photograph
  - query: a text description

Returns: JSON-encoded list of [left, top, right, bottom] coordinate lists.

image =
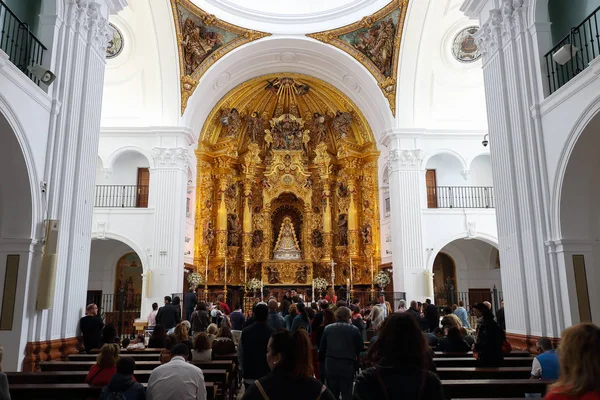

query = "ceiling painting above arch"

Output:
[[171, 0, 270, 114], [306, 0, 408, 115]]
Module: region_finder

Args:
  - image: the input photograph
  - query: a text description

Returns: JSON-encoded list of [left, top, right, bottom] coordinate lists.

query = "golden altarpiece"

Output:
[[194, 74, 381, 300]]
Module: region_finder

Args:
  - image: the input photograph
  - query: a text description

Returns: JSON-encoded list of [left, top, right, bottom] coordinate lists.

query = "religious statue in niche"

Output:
[[295, 265, 308, 284], [264, 114, 310, 151], [180, 18, 223, 75], [338, 182, 349, 198], [332, 111, 353, 139], [252, 229, 264, 248], [311, 112, 327, 144], [361, 223, 373, 245], [267, 265, 281, 284], [273, 217, 302, 260], [221, 108, 242, 138], [114, 253, 142, 310], [225, 183, 237, 199], [227, 214, 241, 246], [445, 277, 456, 306], [247, 112, 265, 144], [338, 214, 349, 246], [311, 229, 324, 248]]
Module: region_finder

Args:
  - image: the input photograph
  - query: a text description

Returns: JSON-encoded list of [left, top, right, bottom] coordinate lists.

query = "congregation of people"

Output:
[[56, 288, 600, 400]]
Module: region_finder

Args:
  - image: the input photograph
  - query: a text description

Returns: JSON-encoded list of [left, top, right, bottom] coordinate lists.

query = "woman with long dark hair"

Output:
[[243, 329, 335, 400], [190, 302, 211, 334], [291, 302, 311, 333], [148, 324, 167, 348], [353, 313, 444, 400], [472, 302, 505, 367]]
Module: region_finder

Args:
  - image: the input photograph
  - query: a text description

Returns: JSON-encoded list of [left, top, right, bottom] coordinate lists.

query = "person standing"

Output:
[[496, 300, 506, 331], [216, 294, 231, 315], [184, 288, 198, 322], [238, 303, 275, 389], [472, 303, 505, 367], [319, 306, 363, 400], [545, 323, 600, 400], [156, 296, 180, 330], [229, 303, 245, 331], [397, 299, 407, 313], [147, 303, 159, 330], [267, 299, 285, 330], [453, 301, 471, 329], [190, 302, 210, 334], [377, 293, 391, 319], [147, 343, 206, 400], [80, 303, 104, 353], [242, 330, 335, 400], [424, 299, 439, 332], [353, 313, 445, 400]]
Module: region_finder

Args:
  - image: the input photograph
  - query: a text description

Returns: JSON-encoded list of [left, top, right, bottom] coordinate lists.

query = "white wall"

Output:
[[468, 154, 493, 186], [88, 239, 136, 295], [426, 153, 465, 186], [105, 152, 150, 185]]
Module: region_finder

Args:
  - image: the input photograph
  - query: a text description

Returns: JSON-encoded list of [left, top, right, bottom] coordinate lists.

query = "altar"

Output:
[[193, 75, 382, 294]]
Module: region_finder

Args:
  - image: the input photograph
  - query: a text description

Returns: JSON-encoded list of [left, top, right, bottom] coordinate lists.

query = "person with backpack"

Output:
[[100, 357, 145, 400]]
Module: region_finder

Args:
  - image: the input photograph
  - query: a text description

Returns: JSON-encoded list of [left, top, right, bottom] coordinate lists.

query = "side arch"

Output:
[[106, 146, 154, 171], [421, 149, 468, 171], [466, 150, 491, 170], [426, 232, 498, 272], [91, 232, 148, 272]]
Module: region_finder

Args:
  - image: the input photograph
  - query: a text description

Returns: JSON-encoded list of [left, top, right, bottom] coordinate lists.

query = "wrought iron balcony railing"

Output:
[[544, 6, 600, 95], [0, 0, 47, 86], [426, 186, 495, 209], [94, 185, 149, 208]]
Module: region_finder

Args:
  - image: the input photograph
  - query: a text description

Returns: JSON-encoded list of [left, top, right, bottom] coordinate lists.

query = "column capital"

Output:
[[152, 147, 190, 170], [389, 149, 424, 172]]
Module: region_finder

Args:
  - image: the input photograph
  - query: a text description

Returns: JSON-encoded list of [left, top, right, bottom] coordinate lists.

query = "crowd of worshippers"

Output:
[[73, 290, 600, 400]]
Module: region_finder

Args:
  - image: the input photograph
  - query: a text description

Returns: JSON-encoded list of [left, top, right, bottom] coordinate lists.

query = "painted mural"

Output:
[[114, 252, 143, 310], [171, 0, 269, 114], [307, 0, 409, 115]]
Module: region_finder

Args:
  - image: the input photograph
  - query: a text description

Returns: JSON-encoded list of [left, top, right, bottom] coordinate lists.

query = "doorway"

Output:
[[136, 167, 149, 207], [426, 169, 437, 208]]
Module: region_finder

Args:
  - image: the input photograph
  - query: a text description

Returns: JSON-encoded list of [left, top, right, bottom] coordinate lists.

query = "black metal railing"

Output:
[[0, 1, 47, 86], [85, 292, 142, 337], [434, 286, 503, 327], [94, 185, 149, 208], [544, 6, 600, 95], [427, 186, 495, 208]]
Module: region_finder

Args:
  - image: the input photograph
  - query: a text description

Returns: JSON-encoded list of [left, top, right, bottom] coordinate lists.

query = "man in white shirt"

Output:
[[147, 343, 206, 400]]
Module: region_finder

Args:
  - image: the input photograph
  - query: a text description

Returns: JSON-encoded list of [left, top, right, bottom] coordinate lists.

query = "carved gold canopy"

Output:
[[307, 0, 409, 115], [195, 74, 381, 287]]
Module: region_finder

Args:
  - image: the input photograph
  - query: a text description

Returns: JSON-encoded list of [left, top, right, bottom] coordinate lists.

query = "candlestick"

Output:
[[244, 261, 247, 293], [349, 257, 353, 287], [204, 254, 209, 301]]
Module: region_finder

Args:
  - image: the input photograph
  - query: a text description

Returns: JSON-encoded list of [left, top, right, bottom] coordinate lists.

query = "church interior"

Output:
[[0, 0, 599, 392]]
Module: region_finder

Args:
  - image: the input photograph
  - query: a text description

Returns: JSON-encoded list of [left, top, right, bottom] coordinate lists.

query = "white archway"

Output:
[[422, 149, 468, 172], [106, 146, 153, 171], [427, 232, 499, 273]]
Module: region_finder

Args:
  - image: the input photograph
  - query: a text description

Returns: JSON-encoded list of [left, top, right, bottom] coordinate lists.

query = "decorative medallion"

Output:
[[106, 23, 124, 59], [171, 0, 270, 114], [307, 0, 409, 115], [451, 26, 481, 63]]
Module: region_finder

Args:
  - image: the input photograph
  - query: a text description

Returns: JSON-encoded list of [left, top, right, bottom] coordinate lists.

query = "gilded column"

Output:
[[241, 144, 260, 263], [315, 143, 333, 262], [215, 158, 230, 259]]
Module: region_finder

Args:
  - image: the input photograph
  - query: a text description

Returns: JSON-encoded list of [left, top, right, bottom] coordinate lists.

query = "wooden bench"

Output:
[[9, 382, 216, 400], [442, 379, 550, 399], [89, 348, 163, 354], [436, 367, 531, 380], [434, 351, 531, 358], [40, 359, 234, 372], [433, 357, 533, 368], [69, 353, 160, 362]]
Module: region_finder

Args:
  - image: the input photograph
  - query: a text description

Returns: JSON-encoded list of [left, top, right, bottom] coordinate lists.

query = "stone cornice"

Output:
[[474, 0, 529, 59], [459, 0, 488, 19], [388, 149, 424, 172], [152, 147, 190, 170]]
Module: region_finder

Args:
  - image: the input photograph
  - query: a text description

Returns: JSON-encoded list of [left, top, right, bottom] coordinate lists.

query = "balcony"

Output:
[[544, 6, 600, 95], [94, 185, 149, 208], [426, 186, 495, 209], [0, 0, 47, 86]]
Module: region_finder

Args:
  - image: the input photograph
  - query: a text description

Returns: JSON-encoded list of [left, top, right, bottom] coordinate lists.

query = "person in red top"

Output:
[[545, 323, 600, 400], [216, 294, 231, 315], [86, 343, 120, 386]]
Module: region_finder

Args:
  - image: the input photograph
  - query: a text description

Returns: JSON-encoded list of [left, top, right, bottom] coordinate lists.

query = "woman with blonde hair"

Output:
[[545, 323, 600, 400], [284, 303, 298, 331], [174, 322, 193, 357], [207, 323, 219, 343], [85, 343, 120, 386]]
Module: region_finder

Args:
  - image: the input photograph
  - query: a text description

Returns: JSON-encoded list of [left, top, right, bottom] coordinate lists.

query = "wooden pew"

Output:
[[9, 382, 216, 400], [434, 351, 530, 358], [436, 367, 531, 380], [40, 359, 234, 372], [89, 348, 163, 354], [69, 353, 160, 362], [442, 379, 550, 399], [433, 357, 533, 368]]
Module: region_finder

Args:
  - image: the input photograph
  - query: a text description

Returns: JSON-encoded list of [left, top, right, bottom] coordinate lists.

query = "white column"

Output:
[[388, 145, 427, 302], [464, 0, 563, 338], [147, 147, 189, 307]]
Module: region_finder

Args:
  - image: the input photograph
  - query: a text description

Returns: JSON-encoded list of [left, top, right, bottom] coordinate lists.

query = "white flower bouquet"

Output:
[[247, 278, 262, 291], [313, 277, 329, 291], [187, 272, 203, 286], [374, 271, 390, 289]]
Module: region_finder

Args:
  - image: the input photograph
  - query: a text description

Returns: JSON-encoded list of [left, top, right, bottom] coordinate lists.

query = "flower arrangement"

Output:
[[247, 278, 262, 291], [187, 272, 203, 286], [313, 277, 329, 291], [374, 271, 391, 289]]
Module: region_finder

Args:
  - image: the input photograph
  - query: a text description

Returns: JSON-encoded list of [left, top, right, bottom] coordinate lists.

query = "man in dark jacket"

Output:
[[79, 303, 104, 353], [424, 298, 439, 332], [156, 296, 180, 330], [100, 357, 145, 400], [184, 288, 198, 322], [239, 303, 275, 389], [319, 306, 363, 400]]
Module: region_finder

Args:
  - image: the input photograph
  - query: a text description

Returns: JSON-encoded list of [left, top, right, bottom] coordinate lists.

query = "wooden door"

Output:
[[136, 168, 150, 208], [426, 169, 437, 208], [468, 288, 492, 309]]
